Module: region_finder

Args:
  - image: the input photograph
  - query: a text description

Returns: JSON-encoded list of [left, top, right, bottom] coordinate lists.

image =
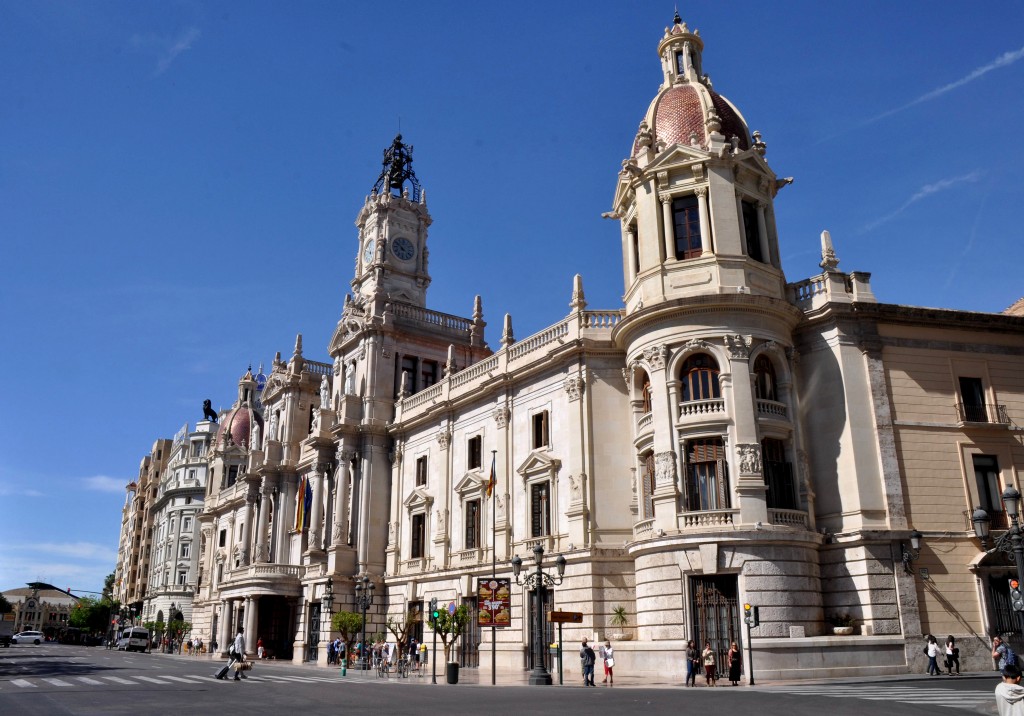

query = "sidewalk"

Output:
[[150, 650, 1001, 689]]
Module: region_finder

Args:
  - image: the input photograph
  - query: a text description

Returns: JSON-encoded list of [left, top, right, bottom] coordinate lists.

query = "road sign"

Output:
[[548, 610, 583, 623]]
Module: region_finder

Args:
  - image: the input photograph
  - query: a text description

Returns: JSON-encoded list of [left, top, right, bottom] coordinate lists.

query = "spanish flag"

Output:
[[486, 453, 496, 498]]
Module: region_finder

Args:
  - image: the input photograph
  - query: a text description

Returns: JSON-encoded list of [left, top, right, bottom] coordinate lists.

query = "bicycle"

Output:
[[396, 656, 410, 678]]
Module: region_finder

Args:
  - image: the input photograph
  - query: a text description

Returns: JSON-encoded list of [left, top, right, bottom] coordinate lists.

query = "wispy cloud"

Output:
[[83, 475, 127, 493], [862, 171, 982, 232], [0, 544, 117, 592], [0, 483, 44, 498], [130, 26, 201, 77], [868, 46, 1024, 124]]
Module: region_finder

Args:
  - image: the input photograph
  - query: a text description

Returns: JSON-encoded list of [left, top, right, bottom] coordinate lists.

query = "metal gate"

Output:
[[690, 575, 741, 677], [306, 602, 321, 662], [460, 597, 480, 667]]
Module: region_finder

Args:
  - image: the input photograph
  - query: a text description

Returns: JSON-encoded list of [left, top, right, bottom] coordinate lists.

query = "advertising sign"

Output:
[[477, 578, 511, 628]]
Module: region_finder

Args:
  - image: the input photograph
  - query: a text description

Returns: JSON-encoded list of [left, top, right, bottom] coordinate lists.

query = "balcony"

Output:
[[768, 508, 809, 528], [677, 399, 727, 427], [633, 518, 655, 540], [756, 399, 788, 419], [956, 403, 1009, 427], [679, 509, 737, 528], [636, 412, 653, 433]]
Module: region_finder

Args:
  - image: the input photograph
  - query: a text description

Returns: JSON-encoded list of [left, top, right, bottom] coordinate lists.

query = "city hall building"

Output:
[[113, 15, 1024, 680]]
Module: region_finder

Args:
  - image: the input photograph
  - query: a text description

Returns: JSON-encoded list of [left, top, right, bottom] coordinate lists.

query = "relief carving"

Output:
[[726, 334, 751, 360], [737, 443, 762, 476], [564, 374, 586, 402], [643, 345, 669, 371], [654, 451, 677, 486], [436, 429, 451, 450], [493, 404, 510, 429]]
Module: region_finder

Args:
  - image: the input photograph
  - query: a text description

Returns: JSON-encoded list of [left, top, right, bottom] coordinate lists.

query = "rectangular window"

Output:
[[182, 517, 192, 533], [180, 543, 191, 559], [762, 438, 797, 510], [399, 356, 418, 396], [411, 513, 426, 558], [530, 482, 550, 537], [467, 436, 482, 470], [227, 465, 239, 487], [685, 439, 730, 511], [974, 455, 1005, 528], [191, 442, 202, 457], [532, 411, 549, 450], [672, 195, 702, 259], [959, 377, 987, 422], [421, 360, 438, 389], [219, 529, 226, 547], [177, 571, 187, 586], [465, 500, 480, 549], [742, 200, 763, 262], [416, 456, 428, 487]]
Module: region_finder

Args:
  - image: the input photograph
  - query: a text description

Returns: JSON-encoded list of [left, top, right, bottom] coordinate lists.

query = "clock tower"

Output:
[[351, 134, 432, 310]]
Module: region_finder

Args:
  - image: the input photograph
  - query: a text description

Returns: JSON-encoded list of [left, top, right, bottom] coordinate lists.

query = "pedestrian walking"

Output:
[[946, 635, 960, 675], [926, 634, 941, 675], [599, 640, 614, 685], [702, 641, 717, 687], [996, 636, 1010, 671], [685, 639, 699, 687], [727, 641, 742, 685], [580, 639, 596, 687], [997, 663, 1024, 716]]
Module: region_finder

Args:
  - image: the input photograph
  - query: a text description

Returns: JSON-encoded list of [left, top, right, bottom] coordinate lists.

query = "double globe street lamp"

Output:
[[511, 544, 566, 685], [353, 575, 375, 670], [972, 485, 1024, 629]]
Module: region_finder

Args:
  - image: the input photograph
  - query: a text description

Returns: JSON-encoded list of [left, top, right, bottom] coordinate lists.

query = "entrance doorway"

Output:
[[306, 603, 321, 662], [460, 597, 480, 667], [690, 575, 741, 678]]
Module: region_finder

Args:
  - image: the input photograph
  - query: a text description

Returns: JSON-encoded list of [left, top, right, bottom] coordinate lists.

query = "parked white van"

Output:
[[116, 627, 149, 653]]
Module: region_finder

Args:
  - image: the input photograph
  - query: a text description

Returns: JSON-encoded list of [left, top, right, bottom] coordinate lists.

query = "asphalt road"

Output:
[[0, 643, 1003, 715]]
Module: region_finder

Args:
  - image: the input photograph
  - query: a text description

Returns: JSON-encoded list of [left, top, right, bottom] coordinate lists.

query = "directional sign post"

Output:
[[548, 612, 583, 685]]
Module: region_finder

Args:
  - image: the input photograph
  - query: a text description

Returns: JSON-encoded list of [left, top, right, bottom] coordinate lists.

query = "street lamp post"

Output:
[[353, 575, 374, 670], [320, 578, 334, 664], [1003, 487, 1024, 632], [511, 544, 566, 686]]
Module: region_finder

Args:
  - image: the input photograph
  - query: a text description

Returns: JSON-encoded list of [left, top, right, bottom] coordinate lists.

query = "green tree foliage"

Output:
[[0, 594, 11, 614], [331, 611, 363, 645], [386, 609, 421, 655], [102, 573, 115, 603], [433, 604, 470, 663], [68, 597, 113, 633]]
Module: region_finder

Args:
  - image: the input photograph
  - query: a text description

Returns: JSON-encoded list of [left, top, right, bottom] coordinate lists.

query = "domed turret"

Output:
[[215, 367, 264, 450]]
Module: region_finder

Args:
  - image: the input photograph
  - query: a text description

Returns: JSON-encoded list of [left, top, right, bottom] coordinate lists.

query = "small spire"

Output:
[[444, 344, 456, 377], [293, 333, 303, 357], [819, 230, 840, 271], [500, 314, 515, 348], [473, 295, 483, 321], [674, 8, 681, 25], [569, 274, 587, 311]]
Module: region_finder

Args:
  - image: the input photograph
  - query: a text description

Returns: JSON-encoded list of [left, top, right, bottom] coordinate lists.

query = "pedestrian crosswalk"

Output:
[[767, 684, 994, 711], [0, 672, 347, 690]]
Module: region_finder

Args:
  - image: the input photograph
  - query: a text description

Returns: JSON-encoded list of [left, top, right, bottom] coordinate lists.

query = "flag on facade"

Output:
[[486, 453, 496, 498], [295, 475, 313, 530]]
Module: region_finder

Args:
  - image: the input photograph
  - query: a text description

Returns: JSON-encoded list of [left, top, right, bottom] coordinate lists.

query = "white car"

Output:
[[12, 631, 44, 645]]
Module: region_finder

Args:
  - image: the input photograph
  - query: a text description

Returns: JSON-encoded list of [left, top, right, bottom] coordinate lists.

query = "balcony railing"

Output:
[[756, 399, 788, 418], [679, 509, 737, 528], [636, 412, 653, 432], [956, 403, 1009, 425], [679, 399, 725, 418], [768, 508, 809, 528], [633, 518, 655, 539]]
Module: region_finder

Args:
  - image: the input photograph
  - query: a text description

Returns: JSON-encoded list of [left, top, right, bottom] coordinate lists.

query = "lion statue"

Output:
[[203, 399, 218, 422]]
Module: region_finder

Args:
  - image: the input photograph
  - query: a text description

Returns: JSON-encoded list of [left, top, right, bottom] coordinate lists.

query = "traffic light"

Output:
[[429, 597, 439, 622], [1010, 579, 1024, 612], [744, 603, 760, 627]]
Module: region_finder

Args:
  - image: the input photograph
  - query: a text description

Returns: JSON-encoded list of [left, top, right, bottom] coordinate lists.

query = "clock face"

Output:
[[391, 237, 415, 261], [363, 242, 374, 264]]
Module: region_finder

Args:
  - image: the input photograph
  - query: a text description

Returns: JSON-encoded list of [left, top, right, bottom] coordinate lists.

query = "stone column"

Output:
[[244, 596, 258, 653], [695, 187, 711, 254], [241, 491, 256, 566], [255, 480, 273, 562], [661, 196, 674, 260], [645, 344, 680, 532], [332, 449, 353, 545], [756, 201, 771, 266], [725, 334, 768, 525], [623, 225, 638, 284], [307, 468, 325, 552], [218, 600, 231, 655]]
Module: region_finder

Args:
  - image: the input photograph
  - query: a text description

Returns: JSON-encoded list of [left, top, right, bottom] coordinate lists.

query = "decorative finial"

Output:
[[294, 333, 303, 357], [569, 274, 587, 311], [674, 8, 681, 25], [444, 344, 456, 377], [473, 295, 483, 321], [819, 230, 840, 271], [501, 313, 515, 348]]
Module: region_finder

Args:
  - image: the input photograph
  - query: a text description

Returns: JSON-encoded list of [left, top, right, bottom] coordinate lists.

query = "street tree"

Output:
[[386, 608, 421, 656], [434, 604, 470, 664]]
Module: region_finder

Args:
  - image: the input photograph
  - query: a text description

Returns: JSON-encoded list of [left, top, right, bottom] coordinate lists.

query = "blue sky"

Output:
[[2, 1, 1022, 595]]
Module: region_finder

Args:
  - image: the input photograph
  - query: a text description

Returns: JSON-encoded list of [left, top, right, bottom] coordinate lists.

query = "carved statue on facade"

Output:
[[344, 361, 357, 395], [320, 375, 330, 409], [737, 443, 763, 475], [267, 410, 279, 442], [654, 451, 677, 486]]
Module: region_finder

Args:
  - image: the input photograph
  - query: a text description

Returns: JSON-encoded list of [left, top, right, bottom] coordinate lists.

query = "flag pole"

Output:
[[491, 449, 497, 686]]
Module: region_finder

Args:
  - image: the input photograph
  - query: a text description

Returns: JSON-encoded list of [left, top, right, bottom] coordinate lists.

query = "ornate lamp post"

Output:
[[973, 489, 1024, 631], [973, 507, 992, 548], [320, 578, 334, 663], [353, 575, 374, 670], [900, 530, 923, 574], [511, 544, 566, 685]]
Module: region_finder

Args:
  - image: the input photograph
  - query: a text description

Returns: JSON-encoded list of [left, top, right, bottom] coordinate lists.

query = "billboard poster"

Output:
[[477, 578, 511, 628]]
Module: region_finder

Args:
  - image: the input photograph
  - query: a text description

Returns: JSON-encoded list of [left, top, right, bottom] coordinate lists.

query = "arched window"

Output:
[[680, 354, 720, 402], [753, 355, 777, 401]]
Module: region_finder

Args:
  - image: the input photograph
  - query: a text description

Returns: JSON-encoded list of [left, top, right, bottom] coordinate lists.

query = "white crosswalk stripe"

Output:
[[41, 678, 73, 686], [102, 676, 137, 684], [769, 685, 993, 711], [11, 679, 36, 688], [76, 677, 104, 685], [160, 675, 198, 683], [133, 675, 171, 684]]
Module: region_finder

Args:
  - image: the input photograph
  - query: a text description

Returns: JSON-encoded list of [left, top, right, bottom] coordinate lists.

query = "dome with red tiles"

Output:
[[216, 403, 262, 450], [632, 15, 751, 157]]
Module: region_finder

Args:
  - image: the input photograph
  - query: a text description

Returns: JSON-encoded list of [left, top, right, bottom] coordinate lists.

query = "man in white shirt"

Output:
[[230, 628, 247, 681]]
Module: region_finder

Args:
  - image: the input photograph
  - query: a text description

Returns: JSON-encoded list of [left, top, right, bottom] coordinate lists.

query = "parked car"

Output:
[[12, 631, 44, 645], [116, 626, 150, 653]]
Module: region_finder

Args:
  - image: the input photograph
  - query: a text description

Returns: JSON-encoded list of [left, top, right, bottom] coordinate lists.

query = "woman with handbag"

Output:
[[727, 641, 742, 685], [599, 640, 614, 685], [945, 635, 960, 675]]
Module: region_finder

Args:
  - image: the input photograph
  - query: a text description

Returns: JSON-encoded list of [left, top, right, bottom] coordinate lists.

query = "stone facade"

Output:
[[110, 14, 1024, 680]]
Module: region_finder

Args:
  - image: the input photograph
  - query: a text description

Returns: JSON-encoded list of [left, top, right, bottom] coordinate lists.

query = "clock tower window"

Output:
[[741, 200, 764, 263]]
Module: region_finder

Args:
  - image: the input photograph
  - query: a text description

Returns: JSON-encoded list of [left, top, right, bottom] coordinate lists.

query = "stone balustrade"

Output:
[[679, 509, 737, 528], [768, 508, 809, 528]]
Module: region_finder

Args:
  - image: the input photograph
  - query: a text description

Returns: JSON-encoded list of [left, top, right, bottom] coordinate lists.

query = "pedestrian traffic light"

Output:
[[429, 597, 439, 622], [1010, 579, 1024, 612]]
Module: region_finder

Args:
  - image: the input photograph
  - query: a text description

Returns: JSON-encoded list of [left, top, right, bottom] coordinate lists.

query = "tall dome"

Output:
[[632, 13, 750, 157]]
